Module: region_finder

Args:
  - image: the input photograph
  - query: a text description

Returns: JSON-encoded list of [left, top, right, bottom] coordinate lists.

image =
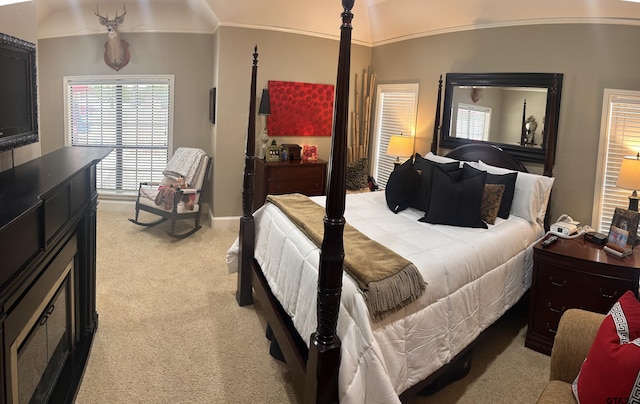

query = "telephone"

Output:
[[550, 214, 579, 237]]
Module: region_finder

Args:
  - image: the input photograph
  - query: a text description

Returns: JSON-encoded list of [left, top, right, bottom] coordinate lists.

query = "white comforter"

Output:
[[228, 191, 544, 403]]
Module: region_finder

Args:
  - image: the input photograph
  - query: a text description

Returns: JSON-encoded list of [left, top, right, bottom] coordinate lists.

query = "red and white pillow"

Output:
[[572, 290, 640, 403]]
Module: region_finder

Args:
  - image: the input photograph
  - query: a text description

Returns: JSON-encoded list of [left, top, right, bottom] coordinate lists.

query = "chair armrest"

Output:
[[549, 308, 606, 383], [178, 188, 198, 194], [140, 181, 162, 186]]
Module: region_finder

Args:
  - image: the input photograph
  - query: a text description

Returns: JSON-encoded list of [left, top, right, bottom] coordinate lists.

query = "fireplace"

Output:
[[7, 258, 75, 404]]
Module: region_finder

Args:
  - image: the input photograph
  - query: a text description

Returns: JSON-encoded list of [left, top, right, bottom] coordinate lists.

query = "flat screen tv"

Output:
[[0, 33, 37, 152]]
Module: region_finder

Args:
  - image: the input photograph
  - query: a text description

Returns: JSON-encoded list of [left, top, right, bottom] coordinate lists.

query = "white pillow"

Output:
[[424, 152, 458, 164], [478, 160, 555, 224]]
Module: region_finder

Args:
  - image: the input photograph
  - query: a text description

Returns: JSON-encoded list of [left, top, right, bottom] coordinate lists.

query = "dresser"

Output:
[[254, 159, 327, 211], [0, 147, 111, 403], [525, 236, 640, 355]]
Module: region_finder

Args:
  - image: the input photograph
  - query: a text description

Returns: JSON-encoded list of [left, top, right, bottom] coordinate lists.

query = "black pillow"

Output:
[[385, 158, 421, 213], [462, 164, 517, 219], [420, 163, 487, 228], [410, 154, 461, 212]]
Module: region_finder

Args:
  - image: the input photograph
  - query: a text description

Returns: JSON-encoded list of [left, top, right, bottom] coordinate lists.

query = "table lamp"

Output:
[[617, 153, 640, 211], [386, 134, 414, 166], [258, 88, 271, 159]]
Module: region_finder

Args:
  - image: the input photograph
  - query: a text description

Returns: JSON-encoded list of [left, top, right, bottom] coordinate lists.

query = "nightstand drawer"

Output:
[[271, 165, 325, 181], [535, 264, 631, 312], [268, 178, 324, 195]]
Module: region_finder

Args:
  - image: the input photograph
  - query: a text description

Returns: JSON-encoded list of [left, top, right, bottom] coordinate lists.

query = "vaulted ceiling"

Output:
[[35, 0, 640, 45]]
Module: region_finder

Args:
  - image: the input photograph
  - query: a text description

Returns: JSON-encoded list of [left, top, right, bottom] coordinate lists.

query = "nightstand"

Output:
[[254, 159, 327, 211], [525, 236, 640, 355]]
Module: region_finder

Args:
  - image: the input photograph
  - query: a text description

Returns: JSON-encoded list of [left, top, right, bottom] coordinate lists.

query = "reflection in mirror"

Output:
[[450, 87, 547, 148], [434, 73, 563, 174]]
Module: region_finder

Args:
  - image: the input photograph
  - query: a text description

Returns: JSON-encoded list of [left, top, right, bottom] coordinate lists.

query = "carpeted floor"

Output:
[[75, 206, 550, 403]]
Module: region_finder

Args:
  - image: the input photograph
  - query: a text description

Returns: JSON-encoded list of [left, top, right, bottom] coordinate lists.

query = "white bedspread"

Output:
[[228, 191, 544, 403]]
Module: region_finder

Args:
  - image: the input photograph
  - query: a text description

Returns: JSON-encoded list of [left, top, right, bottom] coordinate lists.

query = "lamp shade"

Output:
[[386, 135, 413, 157], [259, 89, 271, 116], [617, 154, 640, 190]]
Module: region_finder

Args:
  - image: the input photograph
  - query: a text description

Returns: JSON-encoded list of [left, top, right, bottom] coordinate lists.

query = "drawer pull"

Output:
[[548, 277, 567, 287], [547, 302, 565, 313], [599, 288, 618, 299], [546, 322, 557, 334]]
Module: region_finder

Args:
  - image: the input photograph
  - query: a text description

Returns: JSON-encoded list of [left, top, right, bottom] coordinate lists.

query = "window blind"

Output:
[[371, 83, 419, 188], [65, 76, 173, 193], [593, 89, 640, 234], [455, 103, 491, 141]]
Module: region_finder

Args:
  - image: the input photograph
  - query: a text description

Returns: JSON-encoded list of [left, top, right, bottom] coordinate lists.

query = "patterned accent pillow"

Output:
[[481, 184, 505, 225], [572, 291, 640, 403], [346, 158, 369, 191]]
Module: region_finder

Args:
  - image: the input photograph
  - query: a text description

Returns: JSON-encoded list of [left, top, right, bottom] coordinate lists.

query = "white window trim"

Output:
[[592, 88, 640, 234], [63, 75, 175, 196], [371, 83, 419, 188]]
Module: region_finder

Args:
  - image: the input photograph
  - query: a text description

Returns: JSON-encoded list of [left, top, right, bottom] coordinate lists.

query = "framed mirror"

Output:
[[437, 73, 562, 175]]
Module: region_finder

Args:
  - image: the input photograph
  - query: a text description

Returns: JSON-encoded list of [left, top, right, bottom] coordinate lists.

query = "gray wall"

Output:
[[372, 23, 640, 227], [214, 26, 372, 218], [38, 33, 214, 156]]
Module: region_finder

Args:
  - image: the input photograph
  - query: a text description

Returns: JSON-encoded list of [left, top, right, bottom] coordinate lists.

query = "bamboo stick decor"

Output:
[[348, 67, 376, 164]]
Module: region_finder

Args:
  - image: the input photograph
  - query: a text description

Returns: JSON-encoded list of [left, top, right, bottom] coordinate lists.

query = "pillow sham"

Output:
[[481, 184, 505, 225], [411, 154, 461, 212], [572, 291, 640, 403], [385, 158, 420, 213], [463, 163, 517, 219], [420, 163, 487, 228], [346, 157, 369, 190], [478, 160, 554, 224], [422, 151, 459, 164]]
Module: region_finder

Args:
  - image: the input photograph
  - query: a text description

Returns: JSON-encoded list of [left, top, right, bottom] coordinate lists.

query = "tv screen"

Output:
[[0, 33, 38, 152]]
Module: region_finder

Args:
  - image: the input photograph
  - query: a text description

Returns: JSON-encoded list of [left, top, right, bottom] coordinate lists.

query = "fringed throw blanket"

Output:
[[266, 193, 426, 322]]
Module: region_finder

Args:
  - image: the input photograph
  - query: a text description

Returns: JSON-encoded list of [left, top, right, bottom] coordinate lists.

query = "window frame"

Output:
[[371, 83, 419, 189], [63, 75, 175, 197], [592, 88, 640, 235]]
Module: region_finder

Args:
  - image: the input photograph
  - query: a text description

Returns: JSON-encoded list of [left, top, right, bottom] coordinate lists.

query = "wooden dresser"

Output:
[[0, 146, 111, 403], [254, 159, 327, 211], [525, 236, 640, 355]]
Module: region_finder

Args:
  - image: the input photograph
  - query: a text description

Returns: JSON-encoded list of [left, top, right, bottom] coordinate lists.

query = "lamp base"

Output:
[[628, 190, 639, 211]]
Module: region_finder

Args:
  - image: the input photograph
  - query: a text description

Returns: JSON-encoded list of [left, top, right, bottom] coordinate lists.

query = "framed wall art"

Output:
[[267, 80, 334, 136]]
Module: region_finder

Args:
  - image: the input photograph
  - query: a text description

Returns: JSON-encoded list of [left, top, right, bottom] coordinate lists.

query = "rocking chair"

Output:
[[129, 148, 212, 239]]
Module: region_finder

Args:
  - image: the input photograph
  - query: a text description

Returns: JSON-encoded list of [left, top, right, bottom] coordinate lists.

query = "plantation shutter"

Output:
[[65, 75, 173, 193], [372, 83, 419, 188], [593, 89, 640, 235], [456, 103, 491, 141]]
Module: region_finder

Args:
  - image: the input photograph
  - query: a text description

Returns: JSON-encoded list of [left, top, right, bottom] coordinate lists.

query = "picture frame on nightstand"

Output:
[[610, 207, 640, 245]]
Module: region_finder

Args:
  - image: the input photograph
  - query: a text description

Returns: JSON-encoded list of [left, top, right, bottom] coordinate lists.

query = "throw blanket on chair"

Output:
[[266, 193, 426, 322], [163, 148, 206, 186]]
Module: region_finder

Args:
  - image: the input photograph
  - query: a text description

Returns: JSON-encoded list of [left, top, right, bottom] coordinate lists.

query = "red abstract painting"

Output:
[[267, 80, 334, 136]]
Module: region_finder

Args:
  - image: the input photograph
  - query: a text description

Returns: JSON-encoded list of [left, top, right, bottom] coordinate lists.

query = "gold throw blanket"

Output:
[[266, 193, 426, 322]]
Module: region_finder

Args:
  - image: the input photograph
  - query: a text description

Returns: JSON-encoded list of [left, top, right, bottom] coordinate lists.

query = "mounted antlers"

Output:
[[95, 5, 130, 71]]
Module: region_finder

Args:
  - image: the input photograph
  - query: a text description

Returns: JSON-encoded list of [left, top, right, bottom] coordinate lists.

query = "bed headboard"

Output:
[[445, 143, 529, 172]]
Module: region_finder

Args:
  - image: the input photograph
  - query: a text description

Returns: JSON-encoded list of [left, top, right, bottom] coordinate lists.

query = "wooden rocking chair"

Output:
[[129, 148, 212, 239]]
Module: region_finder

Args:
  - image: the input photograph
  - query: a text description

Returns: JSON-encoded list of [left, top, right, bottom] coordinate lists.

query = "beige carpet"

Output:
[[75, 207, 550, 403]]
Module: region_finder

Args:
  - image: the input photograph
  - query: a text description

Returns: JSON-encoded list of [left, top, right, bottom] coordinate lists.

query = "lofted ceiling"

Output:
[[32, 0, 640, 45]]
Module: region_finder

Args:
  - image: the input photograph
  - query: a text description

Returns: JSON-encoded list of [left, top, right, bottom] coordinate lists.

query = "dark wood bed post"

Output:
[[430, 74, 443, 154], [237, 46, 259, 306], [304, 1, 354, 403], [543, 73, 560, 177]]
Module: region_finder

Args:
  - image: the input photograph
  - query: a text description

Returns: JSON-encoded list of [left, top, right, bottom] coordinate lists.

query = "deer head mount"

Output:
[[95, 5, 130, 71]]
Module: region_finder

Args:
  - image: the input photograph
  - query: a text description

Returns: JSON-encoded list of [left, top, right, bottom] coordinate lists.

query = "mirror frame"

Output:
[[437, 72, 562, 175]]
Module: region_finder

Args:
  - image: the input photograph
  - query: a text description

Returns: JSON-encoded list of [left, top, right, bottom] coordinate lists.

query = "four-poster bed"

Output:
[[231, 1, 555, 402]]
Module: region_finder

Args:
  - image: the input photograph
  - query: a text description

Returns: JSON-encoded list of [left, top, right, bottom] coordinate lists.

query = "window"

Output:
[[592, 89, 640, 234], [455, 103, 491, 141], [371, 83, 419, 188], [64, 75, 174, 195]]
